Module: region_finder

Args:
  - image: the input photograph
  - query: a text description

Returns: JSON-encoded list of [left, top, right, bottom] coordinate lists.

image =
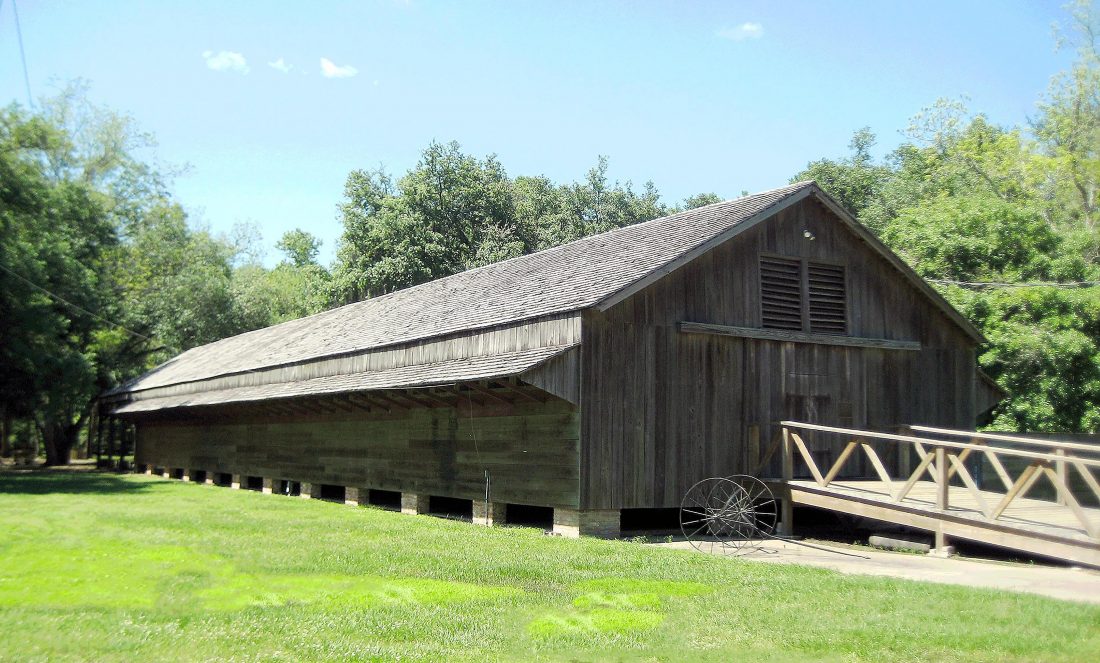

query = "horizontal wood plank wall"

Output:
[[135, 399, 580, 508], [126, 313, 582, 402], [581, 197, 978, 510]]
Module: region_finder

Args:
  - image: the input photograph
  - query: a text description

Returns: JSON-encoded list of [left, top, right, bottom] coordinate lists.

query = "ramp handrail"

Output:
[[779, 421, 1100, 540], [909, 425, 1100, 455]]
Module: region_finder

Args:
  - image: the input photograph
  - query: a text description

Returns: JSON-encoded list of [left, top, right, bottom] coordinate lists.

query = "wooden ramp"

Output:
[[773, 423, 1100, 568]]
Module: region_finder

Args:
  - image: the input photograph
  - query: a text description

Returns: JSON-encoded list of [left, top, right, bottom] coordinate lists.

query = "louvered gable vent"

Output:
[[759, 256, 848, 335], [760, 256, 804, 330], [807, 262, 847, 334]]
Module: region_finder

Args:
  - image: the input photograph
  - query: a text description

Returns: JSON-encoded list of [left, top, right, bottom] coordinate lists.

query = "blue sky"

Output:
[[0, 1, 1077, 265]]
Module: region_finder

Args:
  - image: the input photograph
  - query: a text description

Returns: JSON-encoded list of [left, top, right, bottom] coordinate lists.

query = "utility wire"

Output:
[[928, 278, 1100, 289], [11, 0, 32, 108], [0, 261, 156, 343]]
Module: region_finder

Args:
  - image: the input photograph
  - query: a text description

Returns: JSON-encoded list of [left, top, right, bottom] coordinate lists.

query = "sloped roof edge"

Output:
[[109, 344, 575, 414], [597, 182, 985, 345], [107, 182, 815, 396], [807, 185, 986, 344]]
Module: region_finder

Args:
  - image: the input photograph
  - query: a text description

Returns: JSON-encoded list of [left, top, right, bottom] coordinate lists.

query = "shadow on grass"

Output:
[[0, 471, 159, 495]]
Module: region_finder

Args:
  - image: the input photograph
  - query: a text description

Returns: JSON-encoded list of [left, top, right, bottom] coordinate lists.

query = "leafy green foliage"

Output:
[[0, 89, 328, 463], [0, 105, 118, 463], [796, 128, 893, 227], [794, 5, 1100, 432], [275, 228, 323, 267], [330, 144, 710, 302], [883, 196, 1063, 283]]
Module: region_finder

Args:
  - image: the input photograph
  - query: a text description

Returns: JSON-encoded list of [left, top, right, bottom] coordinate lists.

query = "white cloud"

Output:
[[202, 50, 250, 74], [268, 57, 292, 73], [716, 22, 764, 41], [320, 57, 358, 79]]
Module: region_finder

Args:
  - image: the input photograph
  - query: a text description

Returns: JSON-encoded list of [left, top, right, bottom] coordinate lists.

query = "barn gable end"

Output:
[[579, 194, 983, 510]]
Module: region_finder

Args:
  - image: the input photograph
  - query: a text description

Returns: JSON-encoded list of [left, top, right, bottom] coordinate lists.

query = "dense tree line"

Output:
[[3, 4, 1099, 464], [329, 145, 717, 302]]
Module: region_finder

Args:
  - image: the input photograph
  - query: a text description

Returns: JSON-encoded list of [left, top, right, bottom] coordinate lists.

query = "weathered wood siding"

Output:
[[126, 313, 581, 403], [580, 197, 979, 509], [135, 399, 580, 507], [521, 347, 581, 405]]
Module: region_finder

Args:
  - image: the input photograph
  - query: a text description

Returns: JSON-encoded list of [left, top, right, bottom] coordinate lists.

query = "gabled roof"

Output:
[[108, 180, 983, 399]]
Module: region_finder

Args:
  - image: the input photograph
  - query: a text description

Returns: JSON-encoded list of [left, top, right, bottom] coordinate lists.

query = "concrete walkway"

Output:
[[653, 539, 1100, 604]]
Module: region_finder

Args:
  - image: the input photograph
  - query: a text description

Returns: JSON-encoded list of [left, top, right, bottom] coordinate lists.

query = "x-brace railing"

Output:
[[777, 421, 1100, 540]]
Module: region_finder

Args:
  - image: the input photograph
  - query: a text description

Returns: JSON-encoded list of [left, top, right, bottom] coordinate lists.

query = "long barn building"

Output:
[[101, 182, 1000, 537]]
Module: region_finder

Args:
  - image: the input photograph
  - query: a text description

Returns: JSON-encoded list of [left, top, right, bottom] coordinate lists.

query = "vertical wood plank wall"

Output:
[[580, 197, 979, 510], [135, 399, 580, 508]]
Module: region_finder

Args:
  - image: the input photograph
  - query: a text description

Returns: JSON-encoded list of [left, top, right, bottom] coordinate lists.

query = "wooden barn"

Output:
[[99, 181, 1000, 537]]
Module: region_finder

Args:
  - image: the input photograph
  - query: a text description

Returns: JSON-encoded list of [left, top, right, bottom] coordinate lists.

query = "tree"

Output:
[[1035, 0, 1100, 232], [0, 87, 267, 464], [0, 105, 118, 464], [792, 128, 893, 229], [330, 143, 517, 302], [677, 192, 723, 211], [276, 229, 322, 267], [330, 145, 705, 304]]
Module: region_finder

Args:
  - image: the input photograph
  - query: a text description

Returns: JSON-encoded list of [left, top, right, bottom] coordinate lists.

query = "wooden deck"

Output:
[[787, 479, 1100, 567], [774, 422, 1100, 568]]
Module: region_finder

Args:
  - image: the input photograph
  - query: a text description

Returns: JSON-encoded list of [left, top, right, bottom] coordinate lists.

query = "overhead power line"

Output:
[[927, 278, 1100, 289], [0, 262, 156, 343], [10, 0, 32, 108]]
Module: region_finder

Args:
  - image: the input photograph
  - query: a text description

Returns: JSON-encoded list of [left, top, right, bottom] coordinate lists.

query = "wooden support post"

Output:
[[107, 417, 117, 470], [780, 427, 794, 536], [932, 444, 953, 557], [401, 492, 429, 515], [344, 487, 361, 506], [935, 447, 948, 511], [262, 478, 274, 494], [118, 422, 130, 468], [230, 474, 241, 489], [932, 527, 952, 556], [94, 407, 104, 467], [897, 426, 912, 478], [1055, 448, 1067, 506]]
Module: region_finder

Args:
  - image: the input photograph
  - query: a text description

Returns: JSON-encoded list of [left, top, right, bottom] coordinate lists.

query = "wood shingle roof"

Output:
[[108, 180, 984, 407], [110, 181, 816, 396]]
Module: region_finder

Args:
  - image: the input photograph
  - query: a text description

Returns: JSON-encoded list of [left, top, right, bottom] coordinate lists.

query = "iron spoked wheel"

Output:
[[679, 475, 778, 556], [680, 477, 726, 555], [725, 474, 778, 543]]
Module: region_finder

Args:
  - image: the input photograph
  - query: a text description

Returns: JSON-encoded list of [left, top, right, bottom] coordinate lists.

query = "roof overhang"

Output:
[[108, 344, 576, 415]]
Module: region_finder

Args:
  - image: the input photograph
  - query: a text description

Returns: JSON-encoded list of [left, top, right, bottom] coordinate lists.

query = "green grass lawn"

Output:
[[1, 472, 1098, 662]]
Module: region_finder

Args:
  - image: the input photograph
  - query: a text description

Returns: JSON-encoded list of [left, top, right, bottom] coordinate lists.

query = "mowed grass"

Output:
[[1, 473, 1098, 662]]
